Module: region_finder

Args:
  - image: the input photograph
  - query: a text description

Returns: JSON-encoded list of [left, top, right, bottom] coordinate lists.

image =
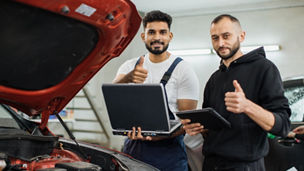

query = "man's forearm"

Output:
[[244, 100, 275, 131], [113, 73, 131, 83]]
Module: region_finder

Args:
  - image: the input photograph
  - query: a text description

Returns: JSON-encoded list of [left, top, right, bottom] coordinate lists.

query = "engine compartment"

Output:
[[5, 149, 91, 170], [0, 128, 102, 171], [0, 105, 159, 171]]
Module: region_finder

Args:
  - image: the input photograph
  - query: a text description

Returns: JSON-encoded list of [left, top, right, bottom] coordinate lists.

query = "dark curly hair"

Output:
[[142, 10, 172, 29]]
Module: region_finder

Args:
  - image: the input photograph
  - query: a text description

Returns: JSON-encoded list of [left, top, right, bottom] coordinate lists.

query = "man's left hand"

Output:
[[224, 80, 249, 114]]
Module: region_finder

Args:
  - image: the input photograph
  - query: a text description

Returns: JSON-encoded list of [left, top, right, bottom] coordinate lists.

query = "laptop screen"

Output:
[[102, 84, 171, 131]]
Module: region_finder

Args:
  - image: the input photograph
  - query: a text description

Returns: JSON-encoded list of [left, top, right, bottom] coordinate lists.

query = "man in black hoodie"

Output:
[[182, 14, 291, 170]]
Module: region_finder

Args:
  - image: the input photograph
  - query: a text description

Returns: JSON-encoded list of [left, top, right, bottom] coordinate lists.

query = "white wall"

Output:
[[170, 6, 304, 105], [89, 6, 304, 149]]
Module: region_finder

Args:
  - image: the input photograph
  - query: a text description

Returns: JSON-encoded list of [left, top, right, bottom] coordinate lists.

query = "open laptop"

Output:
[[101, 83, 181, 136]]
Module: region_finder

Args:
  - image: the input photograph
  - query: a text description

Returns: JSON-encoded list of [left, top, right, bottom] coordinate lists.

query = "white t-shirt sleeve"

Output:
[[115, 58, 137, 77], [176, 61, 200, 100]]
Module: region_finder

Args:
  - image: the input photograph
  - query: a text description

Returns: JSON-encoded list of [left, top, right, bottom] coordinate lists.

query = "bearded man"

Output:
[[113, 10, 199, 171], [182, 14, 291, 171]]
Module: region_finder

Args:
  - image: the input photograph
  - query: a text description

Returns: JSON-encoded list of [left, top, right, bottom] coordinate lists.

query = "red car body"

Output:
[[0, 0, 158, 170], [0, 0, 140, 129]]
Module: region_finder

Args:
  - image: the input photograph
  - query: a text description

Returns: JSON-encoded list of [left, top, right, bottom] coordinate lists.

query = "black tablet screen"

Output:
[[176, 107, 231, 130]]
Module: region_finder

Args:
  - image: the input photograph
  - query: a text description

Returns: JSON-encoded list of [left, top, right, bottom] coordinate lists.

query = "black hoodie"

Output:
[[202, 47, 291, 162]]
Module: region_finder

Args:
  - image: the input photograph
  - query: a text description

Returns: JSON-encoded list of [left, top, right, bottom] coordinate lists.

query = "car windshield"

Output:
[[0, 105, 21, 129], [284, 86, 304, 122]]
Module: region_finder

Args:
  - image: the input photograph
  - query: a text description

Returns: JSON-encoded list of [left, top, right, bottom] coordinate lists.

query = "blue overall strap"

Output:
[[160, 57, 183, 120], [160, 57, 183, 85]]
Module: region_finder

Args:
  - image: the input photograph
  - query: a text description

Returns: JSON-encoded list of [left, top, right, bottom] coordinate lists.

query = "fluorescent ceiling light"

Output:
[[241, 45, 280, 52], [241, 46, 261, 52], [170, 49, 211, 56], [171, 45, 280, 56], [212, 45, 280, 54], [263, 45, 281, 51]]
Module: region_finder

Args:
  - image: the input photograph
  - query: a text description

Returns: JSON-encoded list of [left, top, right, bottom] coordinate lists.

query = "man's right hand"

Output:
[[113, 56, 148, 83], [129, 56, 148, 83], [181, 119, 205, 136], [128, 126, 172, 141], [128, 127, 152, 141]]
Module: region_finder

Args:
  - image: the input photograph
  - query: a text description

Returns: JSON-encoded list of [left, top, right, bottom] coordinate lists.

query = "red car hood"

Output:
[[0, 0, 141, 128]]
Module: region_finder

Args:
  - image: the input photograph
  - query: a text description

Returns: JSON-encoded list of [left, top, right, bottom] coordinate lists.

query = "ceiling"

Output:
[[130, 0, 304, 17]]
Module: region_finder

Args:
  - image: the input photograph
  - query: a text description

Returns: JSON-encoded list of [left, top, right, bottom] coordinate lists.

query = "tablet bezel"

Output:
[[176, 107, 231, 130]]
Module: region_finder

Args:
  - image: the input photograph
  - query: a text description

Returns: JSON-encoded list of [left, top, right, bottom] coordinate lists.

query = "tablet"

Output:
[[176, 107, 231, 130]]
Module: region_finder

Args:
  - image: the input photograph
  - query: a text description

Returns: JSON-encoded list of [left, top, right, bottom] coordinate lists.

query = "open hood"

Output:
[[0, 0, 141, 128]]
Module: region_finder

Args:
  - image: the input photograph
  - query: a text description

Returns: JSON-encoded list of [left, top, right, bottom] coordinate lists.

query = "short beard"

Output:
[[216, 39, 240, 60], [145, 42, 169, 55]]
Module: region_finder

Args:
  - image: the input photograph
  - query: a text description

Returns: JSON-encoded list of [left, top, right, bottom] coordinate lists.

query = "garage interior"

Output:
[[42, 0, 304, 156]]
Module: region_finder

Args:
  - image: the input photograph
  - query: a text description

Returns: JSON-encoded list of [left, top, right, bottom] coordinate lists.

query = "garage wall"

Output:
[[88, 6, 304, 149], [170, 6, 304, 105]]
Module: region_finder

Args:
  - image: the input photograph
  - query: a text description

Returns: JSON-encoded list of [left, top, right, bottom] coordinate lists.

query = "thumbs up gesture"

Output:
[[224, 80, 249, 114], [131, 56, 148, 83]]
